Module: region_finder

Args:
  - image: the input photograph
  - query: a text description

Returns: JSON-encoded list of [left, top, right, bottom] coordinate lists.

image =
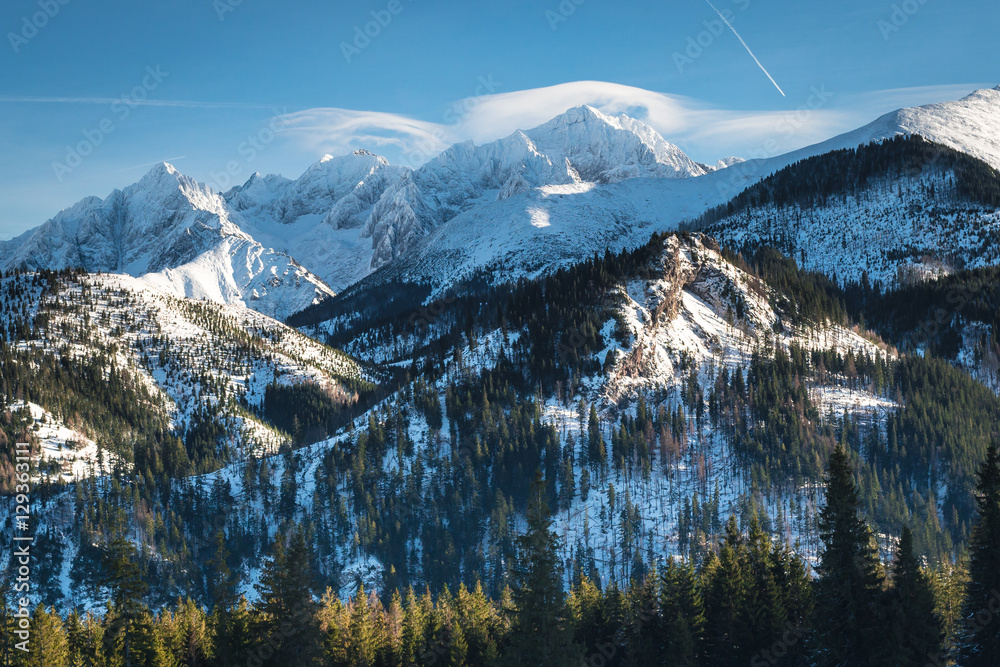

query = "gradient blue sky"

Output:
[[0, 0, 996, 239]]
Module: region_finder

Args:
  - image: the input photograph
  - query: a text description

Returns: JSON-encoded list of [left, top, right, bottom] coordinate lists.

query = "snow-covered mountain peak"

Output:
[[963, 86, 1000, 100], [533, 104, 629, 133], [301, 149, 391, 179], [351, 148, 389, 163], [713, 156, 746, 170], [876, 86, 1000, 171], [353, 104, 712, 268], [134, 160, 188, 191], [522, 105, 707, 181], [1, 159, 246, 280], [140, 163, 229, 211], [145, 161, 179, 177], [8, 86, 999, 324], [543, 103, 610, 124], [224, 149, 407, 230]]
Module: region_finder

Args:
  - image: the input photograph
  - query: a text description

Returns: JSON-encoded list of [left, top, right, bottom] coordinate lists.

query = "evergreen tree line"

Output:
[[3, 446, 998, 666], [690, 134, 1000, 230]]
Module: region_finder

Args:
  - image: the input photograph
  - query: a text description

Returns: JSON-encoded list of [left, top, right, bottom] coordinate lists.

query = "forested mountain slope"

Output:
[[5, 231, 996, 614], [693, 135, 1000, 286]]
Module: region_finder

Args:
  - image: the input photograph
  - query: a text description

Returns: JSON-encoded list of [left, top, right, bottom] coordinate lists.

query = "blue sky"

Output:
[[0, 0, 996, 239]]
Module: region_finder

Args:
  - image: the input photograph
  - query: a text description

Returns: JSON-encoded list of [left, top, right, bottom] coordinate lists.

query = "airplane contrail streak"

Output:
[[704, 0, 786, 97]]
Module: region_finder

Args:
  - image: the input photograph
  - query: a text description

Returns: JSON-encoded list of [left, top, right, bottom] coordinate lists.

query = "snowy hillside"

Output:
[[135, 236, 337, 320], [8, 401, 115, 483], [191, 234, 900, 598], [4, 227, 995, 616], [707, 172, 1000, 285], [0, 164, 337, 318], [603, 235, 892, 405], [697, 135, 1000, 287], [0, 271, 373, 460], [807, 86, 1000, 172]]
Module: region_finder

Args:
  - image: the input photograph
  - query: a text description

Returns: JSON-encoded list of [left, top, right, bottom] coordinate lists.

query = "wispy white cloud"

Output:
[[278, 80, 864, 164], [448, 81, 699, 140], [0, 96, 277, 109], [28, 81, 985, 169], [278, 108, 452, 164], [846, 83, 992, 113]]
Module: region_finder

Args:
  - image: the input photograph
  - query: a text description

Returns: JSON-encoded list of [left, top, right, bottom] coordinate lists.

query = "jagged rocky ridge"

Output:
[[3, 88, 1000, 319]]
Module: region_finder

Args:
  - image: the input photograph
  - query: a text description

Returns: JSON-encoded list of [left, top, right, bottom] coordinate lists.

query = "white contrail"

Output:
[[704, 0, 785, 97]]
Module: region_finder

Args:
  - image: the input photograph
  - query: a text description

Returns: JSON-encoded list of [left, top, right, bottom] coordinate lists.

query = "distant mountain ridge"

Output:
[[3, 86, 999, 317]]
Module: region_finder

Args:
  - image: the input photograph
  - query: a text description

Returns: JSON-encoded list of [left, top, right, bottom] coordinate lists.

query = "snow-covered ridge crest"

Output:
[[358, 104, 707, 267], [5, 86, 1000, 317], [773, 85, 1000, 173], [225, 148, 405, 229], [2, 160, 246, 276]]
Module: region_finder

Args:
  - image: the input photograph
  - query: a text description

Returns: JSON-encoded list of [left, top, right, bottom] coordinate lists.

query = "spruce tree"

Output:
[[658, 558, 703, 666], [0, 583, 15, 667], [254, 527, 321, 666], [207, 531, 239, 613], [587, 406, 605, 467], [398, 588, 427, 665], [701, 519, 748, 665], [813, 445, 886, 665], [958, 444, 1000, 666], [25, 605, 69, 667], [126, 610, 170, 667], [319, 591, 349, 665], [885, 526, 942, 666], [507, 471, 580, 666], [346, 587, 380, 666], [102, 530, 149, 667], [170, 598, 210, 667], [66, 611, 104, 667], [206, 530, 242, 667], [455, 582, 500, 665]]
